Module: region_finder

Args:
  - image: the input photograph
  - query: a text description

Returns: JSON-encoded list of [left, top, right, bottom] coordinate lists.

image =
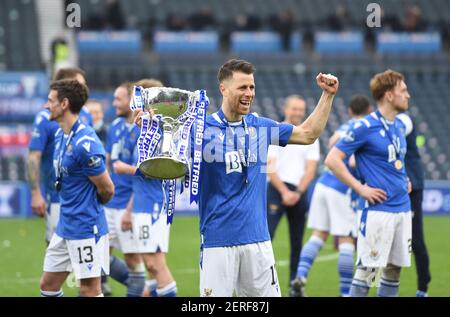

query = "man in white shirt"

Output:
[[267, 95, 320, 289]]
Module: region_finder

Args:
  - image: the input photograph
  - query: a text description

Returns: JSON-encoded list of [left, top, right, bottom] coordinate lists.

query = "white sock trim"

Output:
[[310, 235, 324, 245], [156, 281, 177, 295], [40, 289, 63, 297], [339, 242, 355, 252]]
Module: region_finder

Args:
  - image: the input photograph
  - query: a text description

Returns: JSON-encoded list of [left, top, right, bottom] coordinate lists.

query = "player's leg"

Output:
[[143, 253, 177, 297], [410, 189, 431, 296], [115, 208, 145, 297], [286, 190, 308, 282], [291, 184, 329, 296], [105, 208, 129, 288], [200, 246, 238, 297], [337, 236, 355, 297], [330, 189, 356, 297], [142, 212, 177, 297], [236, 241, 281, 297], [266, 183, 286, 239], [350, 211, 395, 297], [40, 234, 71, 297], [377, 211, 412, 297], [79, 277, 102, 297], [67, 234, 110, 297]]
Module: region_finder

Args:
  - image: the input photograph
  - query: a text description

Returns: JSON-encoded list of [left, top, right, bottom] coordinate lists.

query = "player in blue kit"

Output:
[[325, 70, 412, 297], [291, 95, 372, 297], [104, 82, 146, 297], [28, 67, 93, 244], [114, 78, 177, 297], [39, 80, 114, 297], [134, 59, 339, 297]]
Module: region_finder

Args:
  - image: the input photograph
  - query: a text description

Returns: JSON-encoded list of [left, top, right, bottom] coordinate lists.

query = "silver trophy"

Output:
[[135, 87, 196, 180]]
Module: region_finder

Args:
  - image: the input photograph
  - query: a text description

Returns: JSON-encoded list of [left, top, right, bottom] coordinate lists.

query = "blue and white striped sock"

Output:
[[350, 278, 370, 297], [338, 243, 355, 296], [127, 270, 146, 297], [296, 236, 324, 279], [40, 289, 63, 297], [377, 278, 400, 297], [156, 281, 177, 297]]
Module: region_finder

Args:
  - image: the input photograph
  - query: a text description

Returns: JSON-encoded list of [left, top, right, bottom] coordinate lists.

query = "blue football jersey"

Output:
[[196, 110, 293, 248], [54, 122, 108, 239], [28, 109, 60, 204], [318, 119, 356, 194], [131, 146, 165, 215], [336, 111, 410, 213], [105, 118, 140, 209]]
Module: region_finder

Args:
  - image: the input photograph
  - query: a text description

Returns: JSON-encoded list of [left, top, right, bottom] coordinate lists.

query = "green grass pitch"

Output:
[[0, 216, 448, 297]]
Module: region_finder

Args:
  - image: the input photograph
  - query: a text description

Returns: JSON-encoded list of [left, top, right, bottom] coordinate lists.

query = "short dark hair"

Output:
[[370, 69, 404, 101], [348, 95, 371, 116], [54, 67, 87, 82], [50, 80, 89, 114], [218, 59, 255, 83]]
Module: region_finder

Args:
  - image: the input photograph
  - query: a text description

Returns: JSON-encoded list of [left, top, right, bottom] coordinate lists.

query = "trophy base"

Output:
[[139, 157, 187, 180]]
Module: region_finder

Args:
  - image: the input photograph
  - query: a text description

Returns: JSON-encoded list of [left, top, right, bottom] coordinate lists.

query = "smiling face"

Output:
[[45, 89, 66, 122], [220, 71, 255, 120], [113, 86, 131, 118]]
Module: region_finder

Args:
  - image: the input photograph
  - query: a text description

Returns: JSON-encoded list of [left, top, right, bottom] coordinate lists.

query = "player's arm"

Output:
[[113, 160, 137, 175], [289, 73, 339, 145], [327, 131, 341, 149], [325, 147, 387, 204], [89, 171, 115, 204], [28, 150, 46, 217], [296, 159, 318, 194]]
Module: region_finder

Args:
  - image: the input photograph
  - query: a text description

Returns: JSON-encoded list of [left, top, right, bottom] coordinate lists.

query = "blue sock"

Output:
[[338, 243, 355, 296], [350, 279, 370, 297], [127, 270, 146, 297], [377, 278, 399, 297], [416, 290, 428, 297], [156, 281, 177, 297], [41, 289, 63, 297], [296, 236, 324, 279], [146, 279, 158, 297], [109, 255, 129, 286]]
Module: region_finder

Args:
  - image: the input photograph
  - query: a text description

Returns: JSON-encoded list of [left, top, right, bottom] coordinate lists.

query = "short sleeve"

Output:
[[335, 121, 369, 158], [29, 112, 51, 151], [76, 136, 106, 176], [256, 116, 294, 147], [397, 113, 413, 136]]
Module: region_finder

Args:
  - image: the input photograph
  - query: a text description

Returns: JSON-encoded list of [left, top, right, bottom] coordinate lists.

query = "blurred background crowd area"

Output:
[[0, 0, 449, 191]]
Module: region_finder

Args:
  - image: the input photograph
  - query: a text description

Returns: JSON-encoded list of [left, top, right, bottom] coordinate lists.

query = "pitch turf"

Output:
[[0, 216, 448, 297]]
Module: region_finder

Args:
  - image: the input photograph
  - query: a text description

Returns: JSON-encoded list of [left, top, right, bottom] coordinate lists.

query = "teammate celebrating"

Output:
[[28, 67, 93, 244], [39, 80, 114, 297], [325, 70, 412, 297], [105, 82, 145, 297], [134, 59, 339, 296], [291, 95, 372, 297]]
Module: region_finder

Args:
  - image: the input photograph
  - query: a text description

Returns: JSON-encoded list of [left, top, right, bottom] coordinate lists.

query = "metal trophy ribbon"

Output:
[[130, 86, 209, 224]]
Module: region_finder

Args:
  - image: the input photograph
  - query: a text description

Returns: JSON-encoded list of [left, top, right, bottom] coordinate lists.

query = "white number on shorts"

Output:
[[139, 225, 150, 240], [77, 246, 94, 264]]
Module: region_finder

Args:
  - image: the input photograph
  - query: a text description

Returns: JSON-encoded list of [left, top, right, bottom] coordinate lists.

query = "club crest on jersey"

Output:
[[225, 151, 242, 174], [66, 144, 73, 155], [249, 126, 257, 138]]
